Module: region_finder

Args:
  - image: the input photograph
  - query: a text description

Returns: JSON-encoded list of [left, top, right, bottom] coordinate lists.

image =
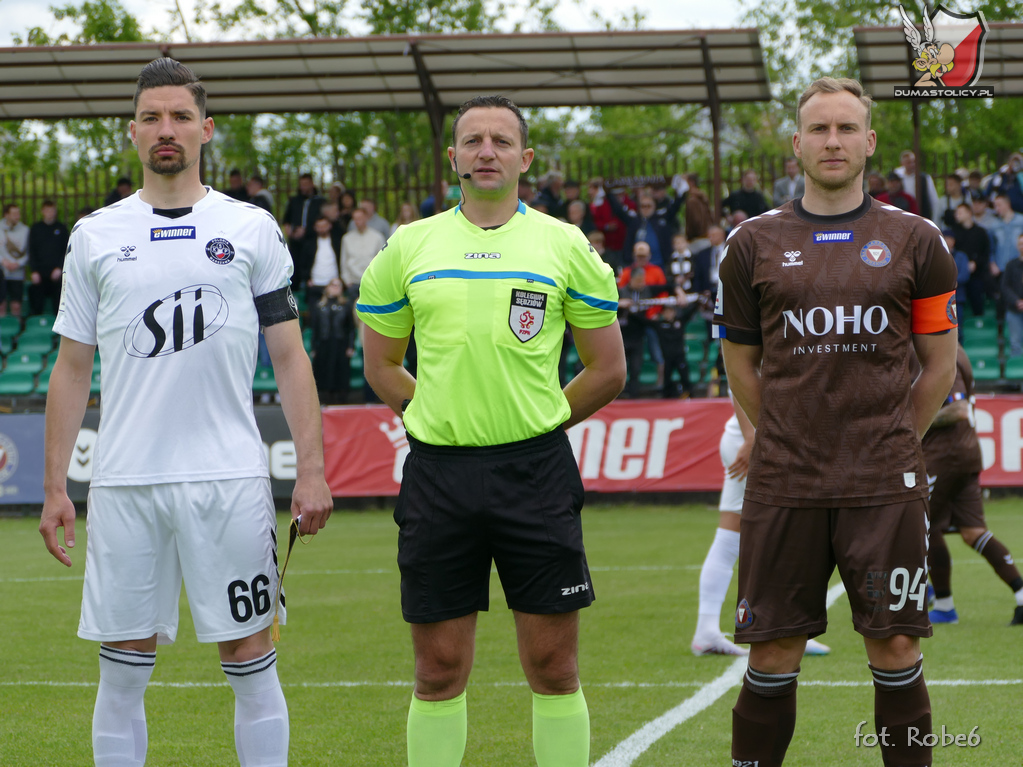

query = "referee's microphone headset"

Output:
[[453, 158, 471, 180]]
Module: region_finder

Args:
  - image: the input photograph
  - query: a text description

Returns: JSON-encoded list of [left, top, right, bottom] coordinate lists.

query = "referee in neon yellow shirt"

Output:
[[357, 95, 626, 767]]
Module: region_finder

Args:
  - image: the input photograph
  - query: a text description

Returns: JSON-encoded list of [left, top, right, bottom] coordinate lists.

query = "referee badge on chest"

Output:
[[509, 289, 547, 343]]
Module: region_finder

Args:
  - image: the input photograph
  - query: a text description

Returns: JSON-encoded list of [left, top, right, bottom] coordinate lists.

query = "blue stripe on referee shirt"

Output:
[[409, 270, 558, 287], [356, 296, 410, 315], [566, 288, 617, 311]]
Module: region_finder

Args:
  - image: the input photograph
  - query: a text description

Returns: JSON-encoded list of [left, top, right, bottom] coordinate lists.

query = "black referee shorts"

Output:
[[394, 428, 594, 624]]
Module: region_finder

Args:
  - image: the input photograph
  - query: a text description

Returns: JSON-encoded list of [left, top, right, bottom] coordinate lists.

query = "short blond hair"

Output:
[[796, 77, 873, 131]]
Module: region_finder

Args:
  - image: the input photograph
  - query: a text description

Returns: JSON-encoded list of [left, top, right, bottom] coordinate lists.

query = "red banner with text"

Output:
[[321, 395, 1023, 495]]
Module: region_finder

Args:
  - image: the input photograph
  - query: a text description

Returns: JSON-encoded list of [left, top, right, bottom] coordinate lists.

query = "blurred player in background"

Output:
[[691, 399, 830, 657], [39, 58, 332, 767], [715, 77, 958, 767], [357, 95, 625, 767], [921, 345, 1023, 626]]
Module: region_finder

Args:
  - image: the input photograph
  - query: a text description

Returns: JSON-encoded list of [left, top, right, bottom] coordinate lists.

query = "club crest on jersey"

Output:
[[735, 598, 754, 629], [205, 238, 235, 265], [151, 226, 196, 241], [861, 240, 892, 267], [509, 289, 547, 343]]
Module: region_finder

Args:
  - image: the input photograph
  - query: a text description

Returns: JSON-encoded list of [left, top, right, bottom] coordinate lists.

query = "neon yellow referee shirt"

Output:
[[356, 202, 618, 446]]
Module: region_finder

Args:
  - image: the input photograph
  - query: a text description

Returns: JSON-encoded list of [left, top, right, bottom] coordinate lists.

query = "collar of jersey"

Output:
[[453, 199, 528, 232], [130, 186, 214, 217], [792, 192, 872, 226]]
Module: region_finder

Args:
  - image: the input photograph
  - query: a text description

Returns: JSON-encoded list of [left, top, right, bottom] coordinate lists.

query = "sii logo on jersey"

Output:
[[465, 252, 501, 259], [124, 284, 229, 358], [151, 226, 196, 241]]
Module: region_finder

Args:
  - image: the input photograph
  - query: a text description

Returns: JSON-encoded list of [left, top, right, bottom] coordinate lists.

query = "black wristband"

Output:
[[400, 398, 412, 414]]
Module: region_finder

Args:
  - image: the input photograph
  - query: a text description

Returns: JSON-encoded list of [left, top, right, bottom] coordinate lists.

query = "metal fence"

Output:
[[1, 149, 1001, 226]]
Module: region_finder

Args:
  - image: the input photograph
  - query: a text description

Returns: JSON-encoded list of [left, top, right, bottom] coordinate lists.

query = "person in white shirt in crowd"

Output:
[[305, 216, 340, 307], [349, 198, 390, 239], [0, 203, 29, 316], [341, 207, 386, 298], [894, 149, 941, 225]]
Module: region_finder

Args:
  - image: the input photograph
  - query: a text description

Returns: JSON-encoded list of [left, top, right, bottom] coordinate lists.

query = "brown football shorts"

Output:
[[928, 470, 985, 533], [734, 499, 933, 642]]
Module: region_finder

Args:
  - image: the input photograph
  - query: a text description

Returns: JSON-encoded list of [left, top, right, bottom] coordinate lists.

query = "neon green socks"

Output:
[[532, 688, 590, 767], [407, 692, 467, 767]]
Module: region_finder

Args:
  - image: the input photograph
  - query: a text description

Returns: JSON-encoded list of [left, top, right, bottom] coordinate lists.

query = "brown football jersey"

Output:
[[714, 195, 958, 507], [921, 346, 984, 475]]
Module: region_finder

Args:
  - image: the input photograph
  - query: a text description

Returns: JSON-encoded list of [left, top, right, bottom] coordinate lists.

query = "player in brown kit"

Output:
[[714, 77, 959, 767], [921, 345, 1023, 626]]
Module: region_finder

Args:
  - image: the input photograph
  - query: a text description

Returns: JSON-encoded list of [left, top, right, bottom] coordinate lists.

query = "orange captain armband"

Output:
[[911, 290, 958, 334]]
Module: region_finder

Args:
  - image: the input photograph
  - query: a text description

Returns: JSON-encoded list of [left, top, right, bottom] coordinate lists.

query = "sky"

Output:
[[0, 0, 747, 46]]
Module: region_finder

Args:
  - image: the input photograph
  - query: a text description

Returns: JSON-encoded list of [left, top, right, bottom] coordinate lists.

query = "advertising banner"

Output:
[[11, 394, 1023, 504]]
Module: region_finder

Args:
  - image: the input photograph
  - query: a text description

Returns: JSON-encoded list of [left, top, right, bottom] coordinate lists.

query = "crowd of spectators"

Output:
[[3, 152, 1023, 400]]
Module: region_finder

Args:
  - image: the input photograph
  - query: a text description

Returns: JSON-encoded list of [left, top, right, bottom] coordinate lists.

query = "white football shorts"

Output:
[[79, 477, 284, 644], [718, 426, 746, 513]]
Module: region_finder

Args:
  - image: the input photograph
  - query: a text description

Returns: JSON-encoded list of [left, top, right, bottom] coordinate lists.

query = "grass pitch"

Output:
[[2, 501, 1021, 765]]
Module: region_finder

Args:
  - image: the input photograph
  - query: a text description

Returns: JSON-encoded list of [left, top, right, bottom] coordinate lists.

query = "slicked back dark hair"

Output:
[[134, 58, 206, 117], [452, 95, 528, 148]]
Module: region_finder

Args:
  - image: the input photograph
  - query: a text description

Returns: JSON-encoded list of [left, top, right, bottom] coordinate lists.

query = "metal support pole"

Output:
[[408, 42, 447, 214], [700, 37, 723, 221]]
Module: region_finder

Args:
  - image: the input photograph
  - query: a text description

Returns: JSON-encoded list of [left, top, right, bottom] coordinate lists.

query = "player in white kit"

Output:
[[691, 399, 830, 656], [38, 59, 333, 767]]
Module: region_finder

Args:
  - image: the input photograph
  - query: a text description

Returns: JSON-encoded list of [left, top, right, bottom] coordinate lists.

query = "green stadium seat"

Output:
[[14, 335, 55, 355], [0, 337, 12, 357], [1004, 357, 1023, 379], [4, 352, 44, 374], [23, 314, 56, 332], [564, 345, 580, 368], [350, 350, 363, 371], [0, 316, 20, 337], [0, 371, 37, 396], [253, 366, 277, 394], [90, 369, 102, 395], [302, 327, 313, 352], [639, 359, 658, 386], [972, 357, 1002, 380], [34, 368, 52, 395], [964, 343, 1000, 361]]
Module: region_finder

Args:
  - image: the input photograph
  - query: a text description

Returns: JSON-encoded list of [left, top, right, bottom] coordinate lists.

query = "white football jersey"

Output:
[[54, 189, 293, 487]]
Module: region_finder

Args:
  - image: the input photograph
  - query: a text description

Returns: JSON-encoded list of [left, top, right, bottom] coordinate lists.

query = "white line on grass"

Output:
[[4, 677, 1020, 691], [591, 582, 848, 767]]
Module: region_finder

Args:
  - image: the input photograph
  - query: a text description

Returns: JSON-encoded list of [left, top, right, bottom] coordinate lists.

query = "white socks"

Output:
[[933, 596, 955, 611], [93, 646, 156, 767], [695, 528, 741, 641], [222, 649, 289, 767]]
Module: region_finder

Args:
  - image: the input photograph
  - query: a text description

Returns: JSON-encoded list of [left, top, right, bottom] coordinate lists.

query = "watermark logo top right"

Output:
[[896, 3, 992, 98]]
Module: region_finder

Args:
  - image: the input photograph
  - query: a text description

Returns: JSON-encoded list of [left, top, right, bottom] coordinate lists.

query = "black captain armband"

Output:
[[255, 286, 300, 327]]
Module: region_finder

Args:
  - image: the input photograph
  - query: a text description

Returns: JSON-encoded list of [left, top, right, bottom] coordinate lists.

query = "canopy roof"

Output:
[[854, 22, 1023, 99], [0, 29, 770, 119]]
